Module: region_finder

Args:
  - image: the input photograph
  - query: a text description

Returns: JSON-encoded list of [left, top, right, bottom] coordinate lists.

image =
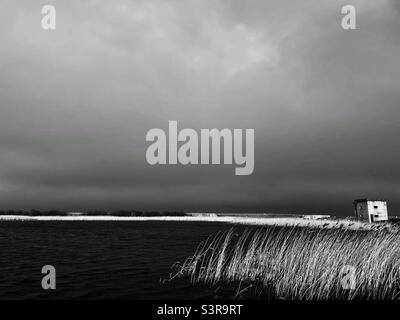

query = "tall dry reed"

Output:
[[173, 226, 400, 299]]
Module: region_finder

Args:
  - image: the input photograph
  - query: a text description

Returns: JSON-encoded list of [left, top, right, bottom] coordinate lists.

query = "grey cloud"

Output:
[[0, 0, 399, 215]]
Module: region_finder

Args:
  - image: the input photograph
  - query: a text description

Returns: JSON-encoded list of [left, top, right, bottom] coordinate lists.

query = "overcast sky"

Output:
[[0, 0, 399, 215]]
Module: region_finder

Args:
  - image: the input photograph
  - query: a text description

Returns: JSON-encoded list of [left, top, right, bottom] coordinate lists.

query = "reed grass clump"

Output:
[[172, 226, 400, 299]]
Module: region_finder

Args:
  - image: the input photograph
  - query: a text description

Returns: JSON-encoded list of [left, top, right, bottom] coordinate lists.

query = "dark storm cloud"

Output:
[[0, 0, 399, 214]]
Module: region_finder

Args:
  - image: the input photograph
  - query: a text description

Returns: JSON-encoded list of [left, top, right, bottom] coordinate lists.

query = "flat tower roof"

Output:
[[353, 199, 387, 203]]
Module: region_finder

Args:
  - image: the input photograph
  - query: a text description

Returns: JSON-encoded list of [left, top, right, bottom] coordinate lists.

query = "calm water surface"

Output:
[[0, 221, 246, 299]]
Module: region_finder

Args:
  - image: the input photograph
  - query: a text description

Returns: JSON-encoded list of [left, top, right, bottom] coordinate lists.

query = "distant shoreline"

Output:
[[0, 215, 389, 231]]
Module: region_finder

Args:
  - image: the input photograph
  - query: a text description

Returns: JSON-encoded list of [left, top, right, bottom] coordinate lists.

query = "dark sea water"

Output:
[[0, 221, 244, 300]]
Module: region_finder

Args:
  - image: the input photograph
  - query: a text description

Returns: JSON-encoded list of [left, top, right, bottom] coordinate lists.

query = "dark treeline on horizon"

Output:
[[0, 210, 186, 217]]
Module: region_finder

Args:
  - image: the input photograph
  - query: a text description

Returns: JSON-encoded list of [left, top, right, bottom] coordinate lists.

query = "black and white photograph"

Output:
[[0, 0, 400, 313]]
